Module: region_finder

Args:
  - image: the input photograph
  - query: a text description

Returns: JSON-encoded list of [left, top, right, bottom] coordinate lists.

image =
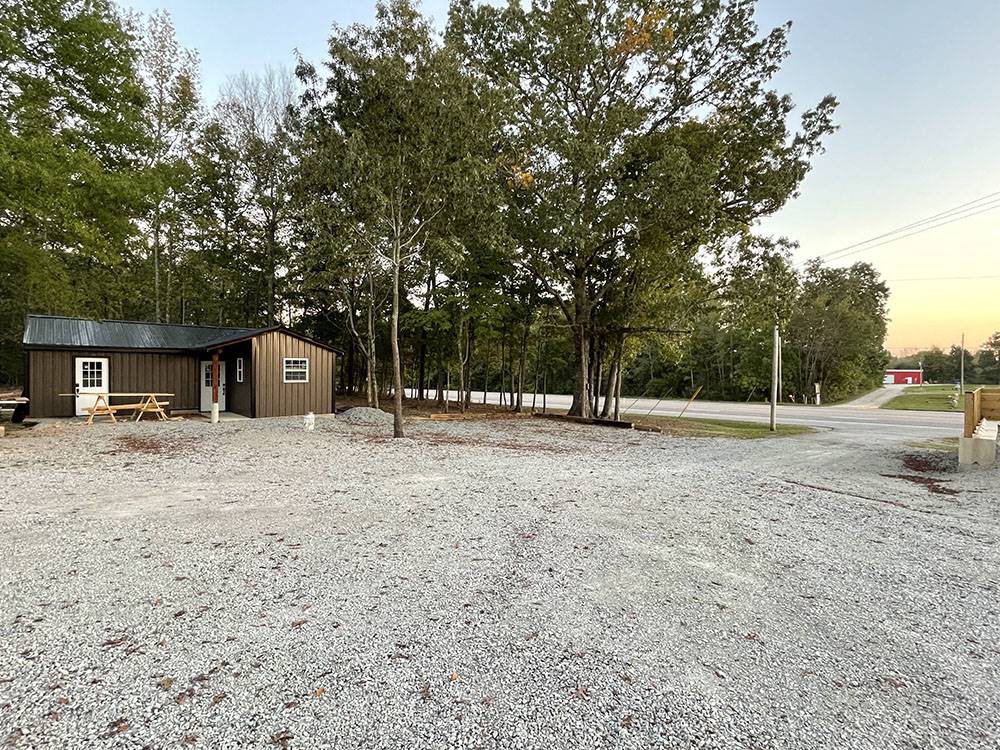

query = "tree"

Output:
[[450, 0, 837, 417], [218, 67, 296, 324], [979, 332, 1000, 385], [0, 0, 150, 381], [297, 0, 496, 437], [786, 261, 889, 401]]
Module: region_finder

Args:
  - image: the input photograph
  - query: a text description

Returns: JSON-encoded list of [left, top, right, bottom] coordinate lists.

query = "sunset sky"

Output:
[[119, 0, 1000, 353]]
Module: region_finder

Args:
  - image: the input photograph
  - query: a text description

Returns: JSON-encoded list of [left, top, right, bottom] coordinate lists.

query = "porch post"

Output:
[[211, 351, 220, 424]]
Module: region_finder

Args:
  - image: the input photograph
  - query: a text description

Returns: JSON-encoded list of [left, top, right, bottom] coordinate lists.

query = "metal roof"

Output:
[[23, 315, 261, 351]]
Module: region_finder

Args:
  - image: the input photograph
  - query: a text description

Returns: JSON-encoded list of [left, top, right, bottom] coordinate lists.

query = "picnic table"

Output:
[[59, 392, 174, 425], [0, 397, 29, 424]]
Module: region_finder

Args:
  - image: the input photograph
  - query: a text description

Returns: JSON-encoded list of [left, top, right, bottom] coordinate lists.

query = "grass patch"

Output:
[[635, 415, 814, 439], [881, 384, 970, 412], [906, 437, 960, 453]]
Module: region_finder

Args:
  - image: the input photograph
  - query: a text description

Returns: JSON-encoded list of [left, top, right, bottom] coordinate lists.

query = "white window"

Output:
[[283, 357, 309, 383], [81, 360, 103, 388], [236, 357, 244, 383]]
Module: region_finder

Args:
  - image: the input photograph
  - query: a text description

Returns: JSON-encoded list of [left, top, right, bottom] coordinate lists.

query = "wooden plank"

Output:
[[965, 389, 981, 438], [533, 413, 634, 429]]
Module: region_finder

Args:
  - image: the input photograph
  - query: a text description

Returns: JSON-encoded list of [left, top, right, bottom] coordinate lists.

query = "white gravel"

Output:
[[0, 415, 998, 749]]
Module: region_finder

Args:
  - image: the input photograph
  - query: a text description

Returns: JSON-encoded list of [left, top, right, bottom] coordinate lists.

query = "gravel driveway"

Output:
[[1, 415, 998, 749]]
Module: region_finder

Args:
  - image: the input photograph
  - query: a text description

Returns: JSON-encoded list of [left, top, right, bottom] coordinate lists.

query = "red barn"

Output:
[[884, 369, 923, 385]]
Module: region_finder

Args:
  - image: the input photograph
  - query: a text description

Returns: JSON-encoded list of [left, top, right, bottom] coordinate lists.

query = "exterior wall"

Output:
[[884, 370, 923, 385], [224, 342, 253, 417], [252, 331, 336, 418], [27, 349, 199, 417]]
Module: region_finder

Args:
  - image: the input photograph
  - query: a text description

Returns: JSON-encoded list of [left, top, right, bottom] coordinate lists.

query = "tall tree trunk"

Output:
[[417, 270, 432, 399], [464, 318, 474, 409], [498, 336, 506, 407], [366, 291, 378, 409], [389, 241, 404, 438], [613, 357, 622, 421], [601, 335, 624, 418], [516, 318, 529, 412], [456, 316, 467, 415], [592, 338, 603, 416], [569, 324, 592, 417], [567, 277, 593, 417], [483, 343, 489, 405], [266, 217, 277, 325], [152, 207, 161, 323], [435, 356, 445, 407]]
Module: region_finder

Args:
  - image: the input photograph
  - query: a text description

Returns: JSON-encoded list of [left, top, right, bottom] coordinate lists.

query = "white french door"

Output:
[[75, 357, 109, 416], [200, 361, 227, 412]]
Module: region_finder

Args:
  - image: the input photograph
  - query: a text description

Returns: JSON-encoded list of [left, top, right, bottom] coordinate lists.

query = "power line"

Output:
[[818, 189, 1000, 262], [820, 201, 1000, 263]]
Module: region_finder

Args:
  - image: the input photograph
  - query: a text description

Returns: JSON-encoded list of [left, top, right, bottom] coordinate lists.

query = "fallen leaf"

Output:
[[182, 733, 198, 745], [449, 672, 459, 682], [572, 684, 590, 700], [419, 683, 431, 701], [291, 619, 307, 629], [314, 687, 325, 698], [271, 729, 294, 747], [157, 677, 175, 691], [283, 700, 299, 709], [621, 714, 634, 728], [212, 691, 227, 705]]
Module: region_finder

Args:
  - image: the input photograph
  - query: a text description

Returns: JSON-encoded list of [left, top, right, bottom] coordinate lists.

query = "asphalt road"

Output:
[[413, 388, 962, 442]]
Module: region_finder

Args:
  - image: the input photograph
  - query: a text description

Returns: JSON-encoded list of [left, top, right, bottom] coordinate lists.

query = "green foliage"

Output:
[[449, 0, 837, 415], [0, 0, 150, 381]]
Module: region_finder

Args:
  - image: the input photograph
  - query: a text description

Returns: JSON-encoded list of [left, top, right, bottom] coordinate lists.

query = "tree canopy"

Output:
[[2, 0, 896, 421]]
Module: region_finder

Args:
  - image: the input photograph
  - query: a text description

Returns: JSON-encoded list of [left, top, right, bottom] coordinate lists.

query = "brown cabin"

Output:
[[22, 315, 340, 419]]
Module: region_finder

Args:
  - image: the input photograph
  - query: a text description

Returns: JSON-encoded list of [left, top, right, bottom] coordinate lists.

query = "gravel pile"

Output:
[[338, 406, 394, 428], [0, 416, 998, 749]]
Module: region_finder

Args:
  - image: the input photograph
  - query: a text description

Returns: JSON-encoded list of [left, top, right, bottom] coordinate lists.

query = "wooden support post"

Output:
[[211, 351, 220, 424]]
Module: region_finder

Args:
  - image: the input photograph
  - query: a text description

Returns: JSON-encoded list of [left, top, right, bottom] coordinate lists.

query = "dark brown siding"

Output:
[[252, 331, 335, 418], [27, 349, 199, 417], [224, 342, 253, 417]]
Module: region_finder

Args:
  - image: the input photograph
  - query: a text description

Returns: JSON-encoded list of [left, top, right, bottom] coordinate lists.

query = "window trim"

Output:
[[236, 357, 244, 383], [282, 357, 309, 384]]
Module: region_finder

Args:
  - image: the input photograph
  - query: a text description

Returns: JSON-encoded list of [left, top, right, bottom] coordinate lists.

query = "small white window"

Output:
[[236, 357, 244, 383], [283, 357, 309, 383]]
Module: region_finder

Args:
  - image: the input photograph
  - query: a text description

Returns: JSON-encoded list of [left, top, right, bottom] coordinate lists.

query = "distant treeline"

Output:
[[890, 337, 1000, 386]]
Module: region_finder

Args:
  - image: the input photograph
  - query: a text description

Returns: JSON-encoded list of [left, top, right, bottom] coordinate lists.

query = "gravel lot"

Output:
[[1, 415, 998, 749]]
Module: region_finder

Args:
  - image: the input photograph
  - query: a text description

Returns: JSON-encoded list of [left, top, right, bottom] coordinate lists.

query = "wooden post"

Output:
[[211, 351, 220, 424], [964, 388, 982, 438]]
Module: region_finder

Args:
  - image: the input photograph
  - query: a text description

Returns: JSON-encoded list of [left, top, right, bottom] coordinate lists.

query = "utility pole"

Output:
[[960, 332, 965, 394], [770, 322, 779, 432], [777, 335, 783, 403]]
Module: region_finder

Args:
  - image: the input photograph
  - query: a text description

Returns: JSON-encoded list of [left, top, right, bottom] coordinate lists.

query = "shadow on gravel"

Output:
[[99, 435, 197, 457]]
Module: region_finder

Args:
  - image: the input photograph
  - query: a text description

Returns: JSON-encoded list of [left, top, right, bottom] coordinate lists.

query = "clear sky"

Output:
[[118, 0, 1000, 354]]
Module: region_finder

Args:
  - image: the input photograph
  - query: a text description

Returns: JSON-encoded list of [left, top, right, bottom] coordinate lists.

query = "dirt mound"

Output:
[[340, 407, 394, 427]]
